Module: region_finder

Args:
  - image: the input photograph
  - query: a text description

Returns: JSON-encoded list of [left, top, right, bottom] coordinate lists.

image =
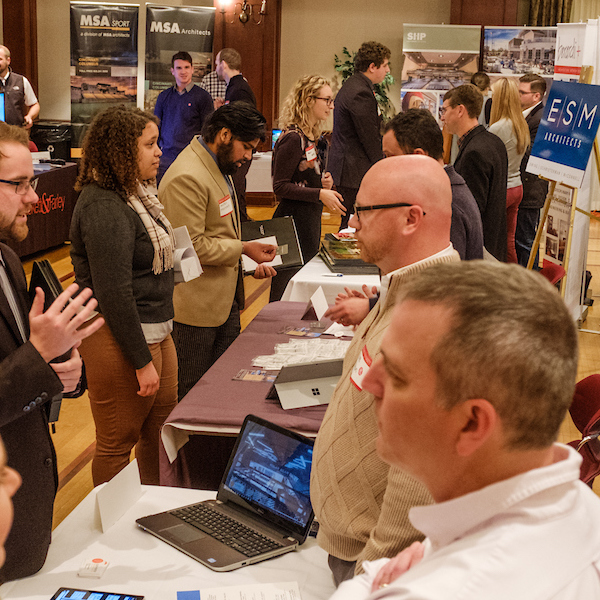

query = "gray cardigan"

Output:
[[70, 184, 174, 369]]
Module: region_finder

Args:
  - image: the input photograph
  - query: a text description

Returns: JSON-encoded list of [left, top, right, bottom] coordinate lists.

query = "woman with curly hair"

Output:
[[489, 77, 530, 263], [269, 75, 346, 301], [70, 105, 177, 485]]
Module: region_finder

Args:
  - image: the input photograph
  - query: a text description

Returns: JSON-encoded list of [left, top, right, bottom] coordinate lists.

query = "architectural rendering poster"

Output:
[[401, 24, 481, 125], [483, 26, 556, 91], [545, 184, 574, 266], [70, 3, 138, 146], [145, 5, 215, 111], [527, 80, 600, 188]]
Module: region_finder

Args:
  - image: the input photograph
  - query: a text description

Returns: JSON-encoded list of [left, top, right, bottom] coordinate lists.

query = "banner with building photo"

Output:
[[70, 3, 139, 147], [401, 24, 481, 125], [145, 5, 215, 112], [482, 26, 556, 91]]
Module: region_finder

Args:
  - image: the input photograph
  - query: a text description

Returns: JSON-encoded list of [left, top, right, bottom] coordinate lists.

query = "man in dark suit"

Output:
[[516, 74, 548, 267], [442, 84, 508, 261], [329, 41, 390, 229], [0, 122, 103, 582], [215, 48, 257, 221]]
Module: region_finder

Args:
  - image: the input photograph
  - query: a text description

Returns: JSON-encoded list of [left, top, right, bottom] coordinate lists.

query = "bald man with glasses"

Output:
[[311, 154, 460, 586]]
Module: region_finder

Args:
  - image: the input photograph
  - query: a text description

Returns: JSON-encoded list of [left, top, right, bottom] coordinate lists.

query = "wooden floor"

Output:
[[20, 208, 600, 528]]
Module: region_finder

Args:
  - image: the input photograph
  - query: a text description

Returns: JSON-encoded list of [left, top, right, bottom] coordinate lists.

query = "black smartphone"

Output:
[[49, 588, 144, 600]]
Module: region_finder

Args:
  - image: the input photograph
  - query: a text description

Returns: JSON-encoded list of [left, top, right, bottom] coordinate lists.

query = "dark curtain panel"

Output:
[[530, 0, 573, 25]]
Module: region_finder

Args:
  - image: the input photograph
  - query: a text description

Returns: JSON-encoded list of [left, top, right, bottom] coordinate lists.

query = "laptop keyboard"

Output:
[[172, 504, 285, 558]]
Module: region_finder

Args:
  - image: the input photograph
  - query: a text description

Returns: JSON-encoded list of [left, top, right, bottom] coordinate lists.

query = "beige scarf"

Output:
[[127, 182, 175, 274]]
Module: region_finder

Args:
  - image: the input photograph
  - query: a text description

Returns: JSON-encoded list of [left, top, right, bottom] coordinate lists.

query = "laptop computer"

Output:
[[136, 415, 315, 572]]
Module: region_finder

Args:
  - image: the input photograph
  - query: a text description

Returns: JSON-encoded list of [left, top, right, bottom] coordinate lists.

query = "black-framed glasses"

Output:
[[355, 202, 426, 221], [0, 177, 39, 195], [314, 96, 334, 107]]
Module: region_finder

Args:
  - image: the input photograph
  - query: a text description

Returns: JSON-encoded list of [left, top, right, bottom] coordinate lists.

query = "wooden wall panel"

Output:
[[213, 0, 281, 144], [451, 0, 520, 25], [2, 0, 38, 91]]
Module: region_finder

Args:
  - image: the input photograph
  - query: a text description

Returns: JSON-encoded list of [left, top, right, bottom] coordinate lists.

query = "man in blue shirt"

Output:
[[154, 51, 213, 182]]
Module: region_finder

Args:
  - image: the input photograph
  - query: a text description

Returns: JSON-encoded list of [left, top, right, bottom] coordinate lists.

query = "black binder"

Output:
[[28, 260, 70, 424], [241, 216, 304, 271]]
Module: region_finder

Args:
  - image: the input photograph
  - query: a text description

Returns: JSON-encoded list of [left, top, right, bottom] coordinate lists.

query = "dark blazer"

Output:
[[520, 102, 548, 210], [454, 125, 508, 262], [328, 72, 383, 189], [225, 74, 256, 106], [0, 243, 62, 583]]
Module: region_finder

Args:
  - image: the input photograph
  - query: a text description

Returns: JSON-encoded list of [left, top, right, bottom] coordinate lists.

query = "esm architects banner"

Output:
[[145, 5, 215, 111], [70, 2, 139, 146]]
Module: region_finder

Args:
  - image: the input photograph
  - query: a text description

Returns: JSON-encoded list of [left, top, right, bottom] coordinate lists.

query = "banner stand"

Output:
[[527, 67, 600, 308]]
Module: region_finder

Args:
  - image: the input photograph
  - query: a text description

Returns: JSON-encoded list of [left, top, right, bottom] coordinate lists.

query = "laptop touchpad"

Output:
[[162, 524, 205, 544]]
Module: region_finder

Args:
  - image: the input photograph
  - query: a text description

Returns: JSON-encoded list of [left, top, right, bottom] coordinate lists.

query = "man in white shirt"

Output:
[[331, 261, 600, 600], [0, 46, 39, 129]]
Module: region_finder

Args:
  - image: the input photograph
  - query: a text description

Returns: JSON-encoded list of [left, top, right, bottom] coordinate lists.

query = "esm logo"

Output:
[[150, 21, 181, 34]]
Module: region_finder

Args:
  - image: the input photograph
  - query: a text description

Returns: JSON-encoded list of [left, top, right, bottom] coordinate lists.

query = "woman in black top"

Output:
[[269, 75, 346, 301], [70, 106, 177, 485]]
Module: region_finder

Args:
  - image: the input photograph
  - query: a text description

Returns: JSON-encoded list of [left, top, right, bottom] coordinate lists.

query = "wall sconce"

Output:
[[219, 0, 266, 25]]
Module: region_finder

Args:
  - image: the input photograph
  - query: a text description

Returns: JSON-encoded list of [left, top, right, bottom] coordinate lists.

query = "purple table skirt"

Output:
[[160, 302, 331, 487]]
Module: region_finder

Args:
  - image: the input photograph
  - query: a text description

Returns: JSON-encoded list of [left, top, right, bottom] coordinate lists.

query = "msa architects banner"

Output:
[[70, 2, 138, 146], [145, 5, 215, 111], [527, 80, 600, 188]]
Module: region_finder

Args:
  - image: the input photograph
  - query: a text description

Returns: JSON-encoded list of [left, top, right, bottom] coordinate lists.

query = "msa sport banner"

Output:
[[145, 5, 215, 111], [70, 2, 139, 147]]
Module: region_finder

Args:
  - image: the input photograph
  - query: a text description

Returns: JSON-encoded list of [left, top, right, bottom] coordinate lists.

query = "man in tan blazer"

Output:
[[160, 103, 276, 400]]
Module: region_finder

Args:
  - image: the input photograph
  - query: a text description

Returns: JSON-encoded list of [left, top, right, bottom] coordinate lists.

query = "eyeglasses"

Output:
[[314, 96, 334, 107], [518, 90, 534, 96], [355, 202, 426, 221], [0, 177, 39, 195]]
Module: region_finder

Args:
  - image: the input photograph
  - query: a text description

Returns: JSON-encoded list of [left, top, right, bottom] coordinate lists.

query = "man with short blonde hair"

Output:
[[331, 261, 600, 600]]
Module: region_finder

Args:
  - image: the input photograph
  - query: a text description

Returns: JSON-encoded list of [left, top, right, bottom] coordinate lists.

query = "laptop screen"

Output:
[[222, 417, 314, 534], [0, 93, 5, 122]]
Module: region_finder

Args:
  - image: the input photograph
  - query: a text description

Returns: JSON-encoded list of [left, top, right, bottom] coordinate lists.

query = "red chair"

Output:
[[568, 375, 600, 486], [28, 140, 38, 152], [539, 259, 566, 286]]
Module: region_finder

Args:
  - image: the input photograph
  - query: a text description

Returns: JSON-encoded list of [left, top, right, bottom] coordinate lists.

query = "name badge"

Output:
[[305, 144, 317, 161], [350, 345, 372, 391], [219, 195, 234, 217]]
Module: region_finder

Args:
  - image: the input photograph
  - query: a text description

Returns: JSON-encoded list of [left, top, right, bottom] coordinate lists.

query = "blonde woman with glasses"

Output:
[[489, 77, 530, 263], [269, 75, 346, 301]]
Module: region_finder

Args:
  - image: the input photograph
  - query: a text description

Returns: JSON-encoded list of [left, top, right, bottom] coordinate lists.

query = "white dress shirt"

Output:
[[331, 444, 600, 600]]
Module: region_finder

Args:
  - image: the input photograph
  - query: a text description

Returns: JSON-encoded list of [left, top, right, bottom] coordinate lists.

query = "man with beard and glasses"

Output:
[[0, 122, 103, 582], [160, 102, 277, 400]]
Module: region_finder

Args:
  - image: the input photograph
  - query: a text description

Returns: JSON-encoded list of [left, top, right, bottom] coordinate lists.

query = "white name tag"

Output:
[[305, 144, 317, 161], [350, 344, 372, 391], [219, 195, 234, 217]]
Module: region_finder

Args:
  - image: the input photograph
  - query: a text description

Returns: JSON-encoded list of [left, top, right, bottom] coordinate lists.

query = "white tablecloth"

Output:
[[0, 486, 335, 600], [281, 256, 381, 305], [247, 151, 273, 193]]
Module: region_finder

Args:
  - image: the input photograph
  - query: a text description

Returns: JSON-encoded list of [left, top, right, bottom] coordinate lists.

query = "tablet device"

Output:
[[50, 587, 143, 600]]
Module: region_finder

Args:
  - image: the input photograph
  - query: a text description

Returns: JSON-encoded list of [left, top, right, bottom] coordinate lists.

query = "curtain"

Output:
[[570, 0, 600, 21], [530, 0, 573, 25]]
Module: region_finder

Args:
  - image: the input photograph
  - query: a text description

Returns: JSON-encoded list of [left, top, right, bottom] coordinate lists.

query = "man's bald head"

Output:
[[350, 155, 452, 273]]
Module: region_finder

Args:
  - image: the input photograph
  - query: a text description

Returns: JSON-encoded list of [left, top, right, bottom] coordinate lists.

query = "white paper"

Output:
[[242, 235, 282, 272], [199, 580, 302, 600], [310, 286, 329, 321], [95, 459, 143, 532], [173, 226, 203, 283]]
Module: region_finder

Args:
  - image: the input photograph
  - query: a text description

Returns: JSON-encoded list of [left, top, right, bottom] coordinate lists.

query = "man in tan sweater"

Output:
[[311, 154, 460, 585]]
